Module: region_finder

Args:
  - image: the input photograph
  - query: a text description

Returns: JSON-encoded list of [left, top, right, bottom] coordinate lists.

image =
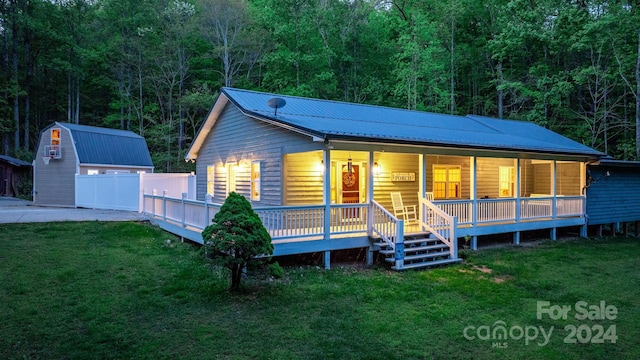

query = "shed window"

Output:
[[207, 165, 215, 196], [499, 166, 515, 197], [251, 161, 261, 201], [433, 165, 461, 199], [87, 169, 99, 175], [106, 170, 130, 174], [51, 128, 60, 146]]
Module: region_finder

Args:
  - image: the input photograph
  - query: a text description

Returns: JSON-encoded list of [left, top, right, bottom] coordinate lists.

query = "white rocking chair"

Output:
[[390, 192, 417, 223], [425, 192, 434, 201]]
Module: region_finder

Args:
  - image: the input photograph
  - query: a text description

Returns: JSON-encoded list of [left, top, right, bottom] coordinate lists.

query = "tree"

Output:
[[202, 192, 273, 291]]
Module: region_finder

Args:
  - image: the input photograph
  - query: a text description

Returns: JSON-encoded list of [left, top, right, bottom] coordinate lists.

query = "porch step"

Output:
[[373, 233, 437, 249], [378, 243, 448, 256], [391, 258, 462, 271], [374, 232, 460, 271], [384, 250, 451, 263]]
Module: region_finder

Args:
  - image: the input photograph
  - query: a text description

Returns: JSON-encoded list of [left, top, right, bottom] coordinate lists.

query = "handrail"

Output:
[[370, 200, 402, 248], [371, 200, 405, 269], [418, 196, 458, 260]]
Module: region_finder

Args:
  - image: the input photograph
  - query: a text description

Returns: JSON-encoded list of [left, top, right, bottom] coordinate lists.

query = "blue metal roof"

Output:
[[58, 123, 153, 167], [220, 87, 603, 157]]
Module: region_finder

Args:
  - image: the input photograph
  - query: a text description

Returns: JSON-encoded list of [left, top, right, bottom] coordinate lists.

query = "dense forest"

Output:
[[2, 0, 640, 173]]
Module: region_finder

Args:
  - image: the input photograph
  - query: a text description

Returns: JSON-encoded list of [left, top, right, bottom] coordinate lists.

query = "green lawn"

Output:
[[1, 221, 638, 359]]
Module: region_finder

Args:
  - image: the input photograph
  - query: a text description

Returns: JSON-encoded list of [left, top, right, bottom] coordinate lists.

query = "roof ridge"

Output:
[[222, 87, 472, 119]]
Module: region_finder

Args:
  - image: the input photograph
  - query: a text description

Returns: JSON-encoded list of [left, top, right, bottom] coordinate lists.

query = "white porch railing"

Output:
[[370, 200, 405, 269], [432, 195, 585, 225], [418, 197, 458, 260], [143, 191, 221, 231], [142, 192, 373, 242], [254, 205, 325, 239], [142, 191, 583, 255]]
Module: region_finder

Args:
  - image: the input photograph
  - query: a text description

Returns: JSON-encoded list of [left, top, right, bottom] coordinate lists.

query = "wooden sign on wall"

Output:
[[391, 172, 415, 182]]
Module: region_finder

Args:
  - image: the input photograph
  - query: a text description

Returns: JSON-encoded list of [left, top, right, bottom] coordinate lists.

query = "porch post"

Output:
[[367, 151, 375, 265], [471, 156, 478, 228], [552, 160, 557, 218], [514, 158, 521, 245], [419, 154, 427, 231], [368, 151, 375, 203], [551, 160, 557, 240], [419, 154, 426, 198], [394, 220, 405, 270], [323, 148, 332, 269], [580, 161, 587, 237]]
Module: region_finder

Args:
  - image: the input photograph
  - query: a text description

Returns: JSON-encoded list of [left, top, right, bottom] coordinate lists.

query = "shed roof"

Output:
[[187, 87, 604, 160], [50, 122, 153, 167], [0, 155, 31, 167], [590, 158, 640, 168]]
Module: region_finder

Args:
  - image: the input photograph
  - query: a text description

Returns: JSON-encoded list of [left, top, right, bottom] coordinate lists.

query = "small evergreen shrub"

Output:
[[202, 192, 273, 290]]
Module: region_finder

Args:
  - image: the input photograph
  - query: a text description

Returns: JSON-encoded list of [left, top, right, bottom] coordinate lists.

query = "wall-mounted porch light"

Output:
[[374, 162, 381, 175]]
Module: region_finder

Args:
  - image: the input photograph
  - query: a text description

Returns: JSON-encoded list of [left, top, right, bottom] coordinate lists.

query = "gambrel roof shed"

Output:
[[45, 122, 154, 167], [34, 122, 153, 207], [186, 87, 604, 161]]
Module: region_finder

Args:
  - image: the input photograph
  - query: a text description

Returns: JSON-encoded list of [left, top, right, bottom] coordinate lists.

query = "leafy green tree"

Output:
[[202, 192, 273, 291]]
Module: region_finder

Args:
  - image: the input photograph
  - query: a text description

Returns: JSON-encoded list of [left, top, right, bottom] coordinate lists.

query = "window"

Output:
[[106, 170, 130, 174], [207, 165, 215, 196], [499, 166, 515, 197], [46, 128, 61, 158], [87, 169, 99, 175], [251, 161, 261, 201], [433, 165, 461, 199], [226, 163, 237, 196], [51, 128, 60, 146]]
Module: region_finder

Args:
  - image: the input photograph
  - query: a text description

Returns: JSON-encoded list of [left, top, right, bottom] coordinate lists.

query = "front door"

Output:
[[341, 164, 360, 204]]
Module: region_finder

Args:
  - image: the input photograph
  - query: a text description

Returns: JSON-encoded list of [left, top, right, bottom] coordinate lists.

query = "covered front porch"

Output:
[[144, 148, 587, 270]]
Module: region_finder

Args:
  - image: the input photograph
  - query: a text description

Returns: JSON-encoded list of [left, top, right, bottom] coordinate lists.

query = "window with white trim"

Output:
[[87, 169, 99, 175], [433, 165, 461, 199], [499, 166, 515, 197], [226, 163, 237, 197], [51, 128, 60, 146], [251, 161, 261, 201], [207, 165, 215, 196]]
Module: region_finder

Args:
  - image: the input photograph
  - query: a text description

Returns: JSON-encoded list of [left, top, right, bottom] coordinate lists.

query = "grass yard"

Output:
[[1, 221, 639, 359]]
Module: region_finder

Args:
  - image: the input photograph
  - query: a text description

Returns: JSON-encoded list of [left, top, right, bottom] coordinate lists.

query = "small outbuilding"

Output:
[[0, 155, 32, 198], [34, 122, 154, 207], [586, 159, 640, 236]]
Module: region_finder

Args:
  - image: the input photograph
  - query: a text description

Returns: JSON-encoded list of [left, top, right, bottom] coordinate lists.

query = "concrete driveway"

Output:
[[0, 197, 148, 224]]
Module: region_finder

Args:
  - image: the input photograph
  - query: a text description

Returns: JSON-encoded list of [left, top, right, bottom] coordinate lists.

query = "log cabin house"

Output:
[[144, 87, 605, 270]]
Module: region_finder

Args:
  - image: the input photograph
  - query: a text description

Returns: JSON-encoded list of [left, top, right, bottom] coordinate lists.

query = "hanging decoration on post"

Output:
[[347, 154, 353, 175]]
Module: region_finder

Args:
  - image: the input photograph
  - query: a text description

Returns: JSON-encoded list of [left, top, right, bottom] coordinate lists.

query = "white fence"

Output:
[[75, 173, 196, 211]]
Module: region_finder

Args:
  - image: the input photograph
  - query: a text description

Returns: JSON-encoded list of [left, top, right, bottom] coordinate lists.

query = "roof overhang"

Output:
[[185, 92, 230, 161], [185, 90, 324, 161], [324, 137, 601, 162]]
